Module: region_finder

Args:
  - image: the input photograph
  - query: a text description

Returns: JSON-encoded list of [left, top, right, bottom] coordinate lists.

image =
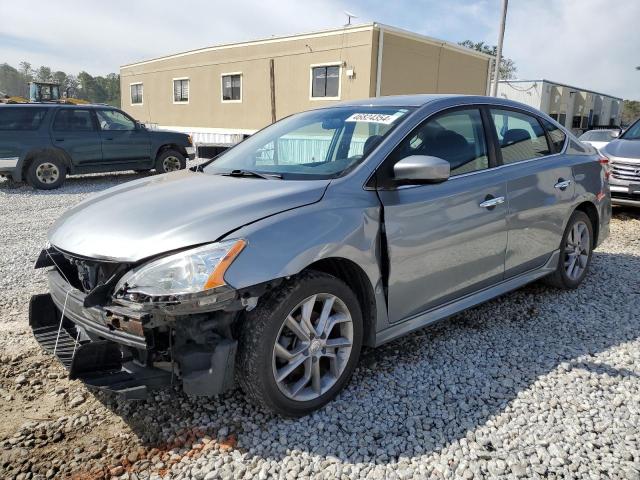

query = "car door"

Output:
[[376, 107, 508, 323], [50, 108, 102, 167], [487, 108, 574, 277], [95, 109, 151, 170]]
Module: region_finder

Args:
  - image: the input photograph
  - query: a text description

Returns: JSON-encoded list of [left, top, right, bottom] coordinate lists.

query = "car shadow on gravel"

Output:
[[90, 249, 639, 469]]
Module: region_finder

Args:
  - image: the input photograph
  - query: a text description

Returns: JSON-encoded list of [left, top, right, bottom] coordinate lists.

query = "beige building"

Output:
[[120, 23, 492, 148], [497, 80, 623, 133]]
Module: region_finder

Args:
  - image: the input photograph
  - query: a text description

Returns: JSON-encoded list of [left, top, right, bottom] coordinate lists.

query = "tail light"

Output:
[[598, 157, 610, 180]]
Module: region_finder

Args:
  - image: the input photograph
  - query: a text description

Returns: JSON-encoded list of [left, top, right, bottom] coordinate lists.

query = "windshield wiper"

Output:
[[221, 169, 283, 179]]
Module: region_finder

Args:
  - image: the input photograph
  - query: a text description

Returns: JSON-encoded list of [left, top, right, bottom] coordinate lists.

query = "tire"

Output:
[[154, 149, 186, 174], [27, 156, 67, 190], [544, 210, 594, 289], [237, 271, 363, 417]]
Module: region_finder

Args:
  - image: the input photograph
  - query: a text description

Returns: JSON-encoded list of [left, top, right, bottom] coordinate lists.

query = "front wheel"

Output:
[[154, 149, 186, 174], [237, 271, 363, 417], [544, 210, 594, 289]]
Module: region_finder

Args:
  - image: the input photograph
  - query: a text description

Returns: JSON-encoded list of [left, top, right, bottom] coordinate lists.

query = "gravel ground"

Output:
[[0, 170, 639, 480]]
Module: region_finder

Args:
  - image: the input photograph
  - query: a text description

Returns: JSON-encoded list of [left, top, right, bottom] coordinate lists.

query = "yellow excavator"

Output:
[[1, 81, 89, 104]]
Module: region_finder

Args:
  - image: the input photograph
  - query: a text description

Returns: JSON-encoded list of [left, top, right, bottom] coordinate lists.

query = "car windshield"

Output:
[[620, 120, 640, 140], [204, 106, 413, 179], [580, 130, 616, 142]]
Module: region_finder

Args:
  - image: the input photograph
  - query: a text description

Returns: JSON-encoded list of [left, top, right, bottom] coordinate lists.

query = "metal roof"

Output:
[[121, 23, 491, 69], [499, 79, 623, 101]]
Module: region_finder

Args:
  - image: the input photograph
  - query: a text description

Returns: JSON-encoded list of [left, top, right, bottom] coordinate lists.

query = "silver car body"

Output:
[[601, 120, 640, 207], [36, 94, 611, 397]]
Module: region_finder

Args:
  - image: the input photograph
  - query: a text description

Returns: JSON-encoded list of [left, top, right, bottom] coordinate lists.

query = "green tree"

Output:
[[622, 100, 640, 126], [35, 66, 52, 82], [459, 40, 517, 81]]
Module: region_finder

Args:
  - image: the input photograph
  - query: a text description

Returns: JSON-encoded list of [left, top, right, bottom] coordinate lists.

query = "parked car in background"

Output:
[[0, 104, 195, 189], [578, 129, 620, 151], [601, 118, 640, 206], [30, 95, 610, 416]]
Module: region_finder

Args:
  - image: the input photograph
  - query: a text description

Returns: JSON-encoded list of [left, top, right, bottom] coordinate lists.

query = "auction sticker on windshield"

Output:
[[345, 111, 406, 124]]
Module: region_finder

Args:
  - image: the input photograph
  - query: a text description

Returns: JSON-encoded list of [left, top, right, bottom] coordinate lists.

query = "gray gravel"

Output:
[[0, 171, 639, 479]]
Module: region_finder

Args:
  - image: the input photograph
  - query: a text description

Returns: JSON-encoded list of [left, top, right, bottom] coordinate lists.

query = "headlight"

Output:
[[115, 239, 245, 298]]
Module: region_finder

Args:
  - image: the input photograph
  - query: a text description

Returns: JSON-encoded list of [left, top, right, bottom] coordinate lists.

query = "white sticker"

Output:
[[345, 112, 404, 124]]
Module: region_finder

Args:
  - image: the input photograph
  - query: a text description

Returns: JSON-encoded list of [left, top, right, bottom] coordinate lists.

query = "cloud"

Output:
[[2, 0, 638, 99], [501, 0, 640, 99]]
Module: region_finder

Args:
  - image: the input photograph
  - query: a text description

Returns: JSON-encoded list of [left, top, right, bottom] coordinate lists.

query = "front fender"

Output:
[[223, 186, 390, 334]]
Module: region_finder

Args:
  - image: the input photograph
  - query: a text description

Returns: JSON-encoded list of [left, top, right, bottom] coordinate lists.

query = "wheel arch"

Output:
[[303, 257, 377, 347], [154, 143, 187, 160], [574, 200, 599, 247]]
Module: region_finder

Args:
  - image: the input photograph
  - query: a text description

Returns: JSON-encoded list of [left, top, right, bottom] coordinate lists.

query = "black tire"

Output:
[[544, 210, 594, 289], [154, 149, 186, 174], [27, 156, 67, 190], [237, 271, 363, 417]]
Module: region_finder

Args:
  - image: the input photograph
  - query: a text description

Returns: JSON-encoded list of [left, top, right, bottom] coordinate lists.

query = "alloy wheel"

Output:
[[272, 293, 354, 402], [564, 220, 590, 281], [162, 156, 182, 172], [35, 162, 59, 184]]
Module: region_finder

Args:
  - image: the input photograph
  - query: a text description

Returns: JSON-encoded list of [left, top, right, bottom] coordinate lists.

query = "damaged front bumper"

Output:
[[29, 269, 239, 400]]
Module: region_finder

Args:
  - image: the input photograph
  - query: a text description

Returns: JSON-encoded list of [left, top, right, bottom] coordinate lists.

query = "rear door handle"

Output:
[[479, 196, 505, 209], [554, 179, 571, 190], [55, 138, 64, 142]]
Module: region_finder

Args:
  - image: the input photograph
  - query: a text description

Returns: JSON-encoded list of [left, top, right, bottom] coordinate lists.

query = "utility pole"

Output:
[[491, 0, 508, 97]]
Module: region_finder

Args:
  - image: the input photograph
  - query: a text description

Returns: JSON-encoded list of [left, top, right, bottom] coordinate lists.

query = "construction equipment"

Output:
[[1, 82, 88, 104]]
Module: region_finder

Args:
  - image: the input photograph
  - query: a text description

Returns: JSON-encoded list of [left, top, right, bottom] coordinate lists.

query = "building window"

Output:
[[310, 64, 340, 99], [130, 83, 143, 105], [572, 116, 582, 129], [221, 73, 242, 102], [173, 78, 189, 103]]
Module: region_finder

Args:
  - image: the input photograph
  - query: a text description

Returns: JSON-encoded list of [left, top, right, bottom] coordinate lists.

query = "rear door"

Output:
[[487, 108, 574, 277], [50, 108, 102, 166], [95, 109, 151, 170], [376, 107, 508, 323]]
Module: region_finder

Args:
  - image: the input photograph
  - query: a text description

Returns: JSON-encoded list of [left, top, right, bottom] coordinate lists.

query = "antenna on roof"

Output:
[[344, 11, 357, 26]]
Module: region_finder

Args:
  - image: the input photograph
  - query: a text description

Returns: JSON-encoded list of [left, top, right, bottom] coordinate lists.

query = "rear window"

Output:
[[541, 118, 567, 153], [0, 107, 48, 131]]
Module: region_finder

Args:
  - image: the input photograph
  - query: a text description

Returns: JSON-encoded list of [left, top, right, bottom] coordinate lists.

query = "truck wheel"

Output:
[[237, 271, 363, 417], [544, 210, 594, 289], [155, 149, 186, 174], [27, 157, 66, 190]]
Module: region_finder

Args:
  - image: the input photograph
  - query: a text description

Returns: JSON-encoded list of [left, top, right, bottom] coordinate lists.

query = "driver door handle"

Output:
[[479, 196, 505, 209], [554, 179, 571, 190]]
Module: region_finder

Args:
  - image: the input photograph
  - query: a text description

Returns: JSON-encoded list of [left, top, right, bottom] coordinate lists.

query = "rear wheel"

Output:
[[27, 157, 66, 190], [237, 271, 363, 417], [154, 149, 185, 174], [545, 210, 593, 289]]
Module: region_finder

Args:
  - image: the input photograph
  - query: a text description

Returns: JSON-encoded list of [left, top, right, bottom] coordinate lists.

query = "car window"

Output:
[[580, 130, 613, 142], [96, 110, 135, 131], [52, 109, 95, 132], [383, 108, 489, 182], [541, 118, 567, 153], [205, 106, 411, 180], [490, 109, 550, 164], [0, 107, 48, 130]]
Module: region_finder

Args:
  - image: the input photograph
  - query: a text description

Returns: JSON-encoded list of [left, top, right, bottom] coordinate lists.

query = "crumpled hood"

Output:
[[602, 139, 640, 160], [49, 170, 330, 262]]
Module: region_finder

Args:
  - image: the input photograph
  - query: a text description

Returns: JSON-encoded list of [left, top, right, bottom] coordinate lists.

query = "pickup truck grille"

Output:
[[611, 161, 640, 183]]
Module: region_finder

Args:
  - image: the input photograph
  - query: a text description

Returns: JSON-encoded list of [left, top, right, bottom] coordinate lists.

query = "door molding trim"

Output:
[[374, 249, 559, 346]]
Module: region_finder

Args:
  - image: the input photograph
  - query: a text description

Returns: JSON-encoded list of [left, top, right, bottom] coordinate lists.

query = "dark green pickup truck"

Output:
[[0, 104, 195, 189]]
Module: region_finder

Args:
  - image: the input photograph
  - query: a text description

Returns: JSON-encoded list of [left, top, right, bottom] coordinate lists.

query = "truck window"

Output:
[[0, 107, 48, 130]]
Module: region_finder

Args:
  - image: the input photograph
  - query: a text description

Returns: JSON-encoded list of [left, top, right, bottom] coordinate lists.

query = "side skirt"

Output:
[[374, 250, 560, 346]]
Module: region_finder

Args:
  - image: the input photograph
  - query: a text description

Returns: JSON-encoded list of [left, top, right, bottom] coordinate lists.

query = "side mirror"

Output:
[[393, 155, 450, 184], [611, 130, 620, 138], [135, 121, 146, 130]]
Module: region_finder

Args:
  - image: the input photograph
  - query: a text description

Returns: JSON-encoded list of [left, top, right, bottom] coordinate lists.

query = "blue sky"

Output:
[[2, 0, 639, 99]]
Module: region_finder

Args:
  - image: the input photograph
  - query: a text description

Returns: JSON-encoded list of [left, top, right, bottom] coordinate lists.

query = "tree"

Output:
[[35, 66, 52, 82], [0, 61, 119, 104], [622, 100, 640, 126], [459, 40, 517, 81]]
